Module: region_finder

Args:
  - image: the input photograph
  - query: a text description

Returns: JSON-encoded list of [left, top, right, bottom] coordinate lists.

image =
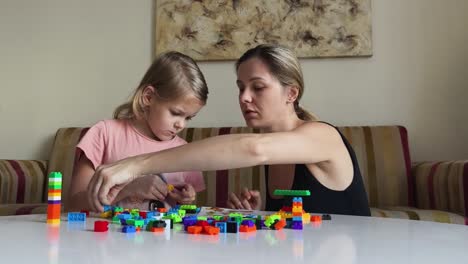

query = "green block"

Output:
[[48, 172, 62, 179], [180, 205, 197, 210], [213, 215, 225, 221], [196, 216, 207, 221], [48, 183, 62, 189], [273, 189, 310, 196], [178, 209, 186, 217]]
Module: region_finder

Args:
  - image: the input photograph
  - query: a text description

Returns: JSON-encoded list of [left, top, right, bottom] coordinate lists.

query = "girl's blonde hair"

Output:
[[114, 51, 208, 119], [235, 44, 318, 121]]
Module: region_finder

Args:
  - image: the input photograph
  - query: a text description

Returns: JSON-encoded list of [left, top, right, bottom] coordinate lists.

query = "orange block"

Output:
[[47, 204, 61, 220], [203, 226, 220, 235], [151, 227, 165, 232], [310, 215, 322, 222], [239, 225, 257, 232], [187, 226, 202, 234], [274, 219, 287, 230]]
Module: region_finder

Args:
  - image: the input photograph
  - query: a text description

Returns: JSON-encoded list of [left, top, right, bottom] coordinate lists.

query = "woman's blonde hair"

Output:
[[114, 51, 208, 119], [235, 44, 318, 121]]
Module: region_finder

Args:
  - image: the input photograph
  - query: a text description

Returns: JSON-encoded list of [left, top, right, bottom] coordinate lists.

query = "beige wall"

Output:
[[1, 0, 467, 162]]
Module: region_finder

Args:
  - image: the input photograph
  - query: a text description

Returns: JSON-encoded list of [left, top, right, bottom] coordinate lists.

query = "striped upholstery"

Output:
[[0, 160, 47, 204], [337, 126, 413, 208], [412, 161, 468, 217]]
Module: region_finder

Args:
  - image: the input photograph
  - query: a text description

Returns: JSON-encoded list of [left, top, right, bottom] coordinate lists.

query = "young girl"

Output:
[[86, 44, 371, 217], [69, 51, 208, 211]]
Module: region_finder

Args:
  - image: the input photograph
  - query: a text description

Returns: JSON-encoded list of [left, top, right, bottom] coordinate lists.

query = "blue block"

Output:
[[103, 205, 112, 212], [67, 212, 86, 222], [122, 225, 136, 233], [215, 222, 227, 233]]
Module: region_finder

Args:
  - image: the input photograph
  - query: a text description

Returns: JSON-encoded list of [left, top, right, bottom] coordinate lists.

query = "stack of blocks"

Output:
[[291, 197, 303, 230], [47, 172, 62, 225]]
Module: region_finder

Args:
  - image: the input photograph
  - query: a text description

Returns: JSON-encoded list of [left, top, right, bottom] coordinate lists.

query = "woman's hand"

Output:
[[226, 187, 262, 210], [87, 157, 142, 212], [113, 174, 168, 203], [167, 183, 196, 205]]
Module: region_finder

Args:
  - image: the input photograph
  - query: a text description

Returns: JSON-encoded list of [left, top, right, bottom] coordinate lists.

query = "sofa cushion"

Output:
[[412, 160, 468, 217], [371, 206, 467, 225], [0, 203, 47, 216], [0, 160, 47, 204]]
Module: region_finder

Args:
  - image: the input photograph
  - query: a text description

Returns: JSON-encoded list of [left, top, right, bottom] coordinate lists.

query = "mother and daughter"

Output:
[[69, 44, 370, 217]]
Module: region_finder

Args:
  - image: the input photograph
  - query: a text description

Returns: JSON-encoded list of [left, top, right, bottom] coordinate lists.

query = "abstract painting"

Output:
[[155, 0, 372, 60]]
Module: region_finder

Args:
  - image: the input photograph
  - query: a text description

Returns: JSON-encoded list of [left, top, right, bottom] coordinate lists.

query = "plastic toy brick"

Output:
[[291, 221, 303, 230], [67, 212, 86, 222], [122, 225, 136, 233], [157, 208, 167, 213], [239, 225, 256, 232], [310, 215, 322, 222], [196, 220, 209, 227], [215, 222, 227, 233], [273, 189, 311, 196], [274, 219, 287, 230], [94, 221, 109, 232], [178, 209, 186, 217], [204, 226, 220, 235], [167, 184, 175, 192], [100, 211, 112, 219], [187, 226, 202, 234], [226, 221, 238, 233], [213, 215, 225, 221], [150, 227, 165, 232], [139, 211, 147, 219], [241, 220, 255, 227], [322, 214, 332, 220]]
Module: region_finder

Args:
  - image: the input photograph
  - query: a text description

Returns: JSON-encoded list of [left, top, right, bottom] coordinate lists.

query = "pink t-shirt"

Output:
[[76, 119, 205, 209]]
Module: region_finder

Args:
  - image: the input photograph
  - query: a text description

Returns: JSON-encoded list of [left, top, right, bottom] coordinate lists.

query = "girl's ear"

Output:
[[141, 85, 157, 106], [286, 86, 299, 104]]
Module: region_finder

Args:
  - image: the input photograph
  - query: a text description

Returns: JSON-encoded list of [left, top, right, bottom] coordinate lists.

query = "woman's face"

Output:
[[236, 58, 289, 129]]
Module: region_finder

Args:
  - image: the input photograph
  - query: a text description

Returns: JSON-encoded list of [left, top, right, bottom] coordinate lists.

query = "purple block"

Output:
[[47, 200, 61, 204], [291, 221, 303, 230], [241, 220, 255, 227]]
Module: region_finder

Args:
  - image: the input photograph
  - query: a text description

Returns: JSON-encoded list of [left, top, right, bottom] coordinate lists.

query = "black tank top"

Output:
[[265, 123, 371, 216]]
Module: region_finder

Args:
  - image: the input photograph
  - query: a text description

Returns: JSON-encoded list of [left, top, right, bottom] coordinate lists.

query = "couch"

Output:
[[1, 125, 467, 225]]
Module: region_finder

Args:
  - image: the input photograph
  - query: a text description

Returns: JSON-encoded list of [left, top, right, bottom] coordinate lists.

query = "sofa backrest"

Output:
[[47, 125, 413, 209]]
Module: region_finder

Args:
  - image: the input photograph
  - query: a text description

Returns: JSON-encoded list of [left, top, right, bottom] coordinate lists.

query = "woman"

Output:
[[87, 44, 371, 216]]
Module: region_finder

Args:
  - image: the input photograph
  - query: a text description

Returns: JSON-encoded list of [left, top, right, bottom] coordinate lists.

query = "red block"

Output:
[[94, 221, 109, 232]]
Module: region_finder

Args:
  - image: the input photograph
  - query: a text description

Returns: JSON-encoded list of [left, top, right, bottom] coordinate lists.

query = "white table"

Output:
[[0, 213, 466, 263]]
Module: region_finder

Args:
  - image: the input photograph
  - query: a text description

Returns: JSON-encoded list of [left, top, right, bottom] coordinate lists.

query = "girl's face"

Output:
[[144, 89, 204, 141], [236, 58, 290, 130]]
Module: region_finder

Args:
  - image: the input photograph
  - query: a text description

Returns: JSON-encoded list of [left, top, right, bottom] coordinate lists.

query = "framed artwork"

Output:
[[155, 0, 372, 60]]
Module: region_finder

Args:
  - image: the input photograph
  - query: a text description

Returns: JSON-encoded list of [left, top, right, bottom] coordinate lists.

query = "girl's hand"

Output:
[[226, 187, 262, 210], [114, 174, 168, 203], [87, 157, 142, 212], [167, 183, 196, 204]]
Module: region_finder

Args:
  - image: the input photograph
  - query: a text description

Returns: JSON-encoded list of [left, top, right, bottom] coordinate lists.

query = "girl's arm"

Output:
[[88, 122, 344, 211]]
